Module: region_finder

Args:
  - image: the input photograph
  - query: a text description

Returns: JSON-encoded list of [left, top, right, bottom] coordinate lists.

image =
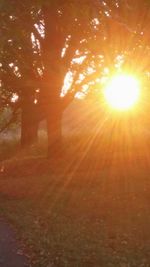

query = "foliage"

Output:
[[1, 0, 150, 151]]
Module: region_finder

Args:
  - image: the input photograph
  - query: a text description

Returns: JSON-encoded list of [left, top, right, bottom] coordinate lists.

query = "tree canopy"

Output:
[[1, 0, 150, 155]]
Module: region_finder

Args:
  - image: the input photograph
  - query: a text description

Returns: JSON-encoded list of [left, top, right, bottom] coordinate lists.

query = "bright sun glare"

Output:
[[104, 74, 140, 111]]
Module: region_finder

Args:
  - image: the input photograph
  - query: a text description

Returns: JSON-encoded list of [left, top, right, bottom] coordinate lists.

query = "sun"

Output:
[[104, 74, 140, 111]]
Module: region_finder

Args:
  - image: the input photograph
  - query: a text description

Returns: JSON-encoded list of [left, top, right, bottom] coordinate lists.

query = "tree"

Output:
[[0, 0, 42, 145], [34, 0, 120, 157], [1, 0, 150, 157], [36, 0, 150, 157], [1, 0, 111, 154]]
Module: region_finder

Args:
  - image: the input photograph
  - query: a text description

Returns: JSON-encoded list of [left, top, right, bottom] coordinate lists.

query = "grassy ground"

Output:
[[1, 129, 150, 266]]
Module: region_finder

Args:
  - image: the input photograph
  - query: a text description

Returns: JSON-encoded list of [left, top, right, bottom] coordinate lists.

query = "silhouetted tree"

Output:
[[1, 0, 150, 156]]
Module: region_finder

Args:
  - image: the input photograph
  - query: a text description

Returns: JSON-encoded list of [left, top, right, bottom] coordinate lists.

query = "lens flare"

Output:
[[104, 74, 140, 111]]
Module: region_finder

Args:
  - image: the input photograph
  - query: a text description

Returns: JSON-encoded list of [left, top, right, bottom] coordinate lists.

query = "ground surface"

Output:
[[0, 219, 29, 267], [0, 129, 150, 266]]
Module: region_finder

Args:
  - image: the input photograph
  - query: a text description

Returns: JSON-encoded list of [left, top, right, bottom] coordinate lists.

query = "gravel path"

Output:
[[0, 219, 29, 267]]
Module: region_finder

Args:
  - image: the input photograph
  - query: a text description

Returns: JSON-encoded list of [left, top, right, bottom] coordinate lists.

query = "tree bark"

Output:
[[21, 101, 39, 147], [41, 5, 66, 158]]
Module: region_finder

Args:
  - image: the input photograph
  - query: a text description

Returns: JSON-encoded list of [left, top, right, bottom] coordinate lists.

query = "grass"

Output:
[[1, 128, 150, 266]]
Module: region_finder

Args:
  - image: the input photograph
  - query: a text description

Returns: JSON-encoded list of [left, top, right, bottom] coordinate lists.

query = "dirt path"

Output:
[[0, 219, 29, 267]]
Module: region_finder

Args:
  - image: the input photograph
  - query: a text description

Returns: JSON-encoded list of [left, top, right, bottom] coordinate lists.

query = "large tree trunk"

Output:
[[21, 100, 39, 147], [41, 5, 67, 158]]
